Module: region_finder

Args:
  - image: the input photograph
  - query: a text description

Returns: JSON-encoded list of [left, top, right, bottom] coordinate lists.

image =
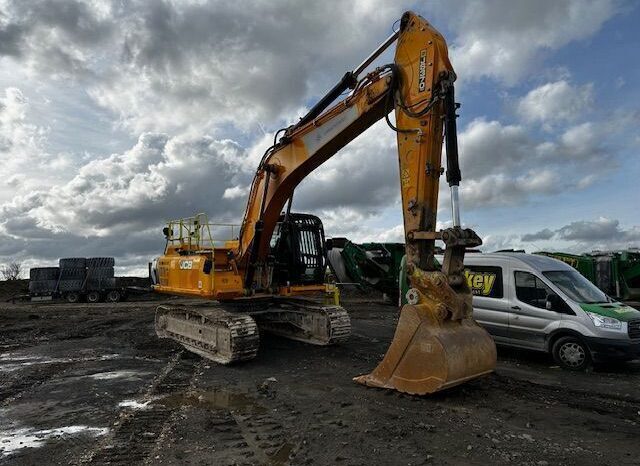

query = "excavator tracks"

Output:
[[155, 300, 351, 365], [155, 305, 259, 365], [254, 302, 351, 346]]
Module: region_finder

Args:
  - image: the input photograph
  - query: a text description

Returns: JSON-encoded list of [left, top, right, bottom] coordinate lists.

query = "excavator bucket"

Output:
[[354, 271, 497, 395], [354, 304, 496, 394]]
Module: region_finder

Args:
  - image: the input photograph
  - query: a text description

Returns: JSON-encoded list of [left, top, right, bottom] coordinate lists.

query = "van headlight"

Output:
[[587, 312, 623, 330]]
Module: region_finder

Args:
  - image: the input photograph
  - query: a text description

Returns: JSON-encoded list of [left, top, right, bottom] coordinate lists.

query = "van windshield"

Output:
[[542, 270, 610, 304]]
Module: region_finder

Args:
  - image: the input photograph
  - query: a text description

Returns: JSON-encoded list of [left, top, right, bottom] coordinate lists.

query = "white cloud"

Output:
[[458, 119, 530, 179], [480, 233, 525, 253], [294, 120, 398, 211], [0, 0, 403, 136], [369, 224, 405, 243], [521, 228, 555, 242], [482, 218, 640, 254], [559, 122, 601, 157], [223, 185, 249, 200], [517, 217, 640, 253], [517, 80, 594, 126], [0, 87, 45, 161], [0, 87, 73, 198], [556, 217, 640, 243], [443, 0, 620, 84], [450, 115, 630, 209], [1, 132, 253, 242], [0, 0, 115, 77], [461, 169, 563, 209]]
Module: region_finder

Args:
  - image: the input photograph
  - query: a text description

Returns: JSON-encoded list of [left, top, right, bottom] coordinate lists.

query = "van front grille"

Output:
[[628, 320, 640, 339]]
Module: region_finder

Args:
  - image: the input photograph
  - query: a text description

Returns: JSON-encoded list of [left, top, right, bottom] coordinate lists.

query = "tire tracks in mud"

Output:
[[77, 351, 298, 465], [484, 372, 640, 425], [228, 409, 296, 465], [0, 362, 74, 408], [148, 403, 296, 466], [77, 351, 195, 465]]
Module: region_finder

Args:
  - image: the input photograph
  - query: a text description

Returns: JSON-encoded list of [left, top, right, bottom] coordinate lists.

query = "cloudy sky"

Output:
[[1, 0, 639, 275]]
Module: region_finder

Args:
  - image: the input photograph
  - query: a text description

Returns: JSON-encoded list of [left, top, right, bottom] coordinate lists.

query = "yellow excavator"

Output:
[[152, 11, 497, 395]]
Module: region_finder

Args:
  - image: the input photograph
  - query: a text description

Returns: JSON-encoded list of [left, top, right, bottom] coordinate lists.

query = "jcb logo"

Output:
[[179, 260, 193, 270], [418, 49, 427, 92], [464, 270, 496, 296]]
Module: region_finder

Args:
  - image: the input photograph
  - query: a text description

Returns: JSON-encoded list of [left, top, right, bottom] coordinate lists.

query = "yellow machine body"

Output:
[[154, 245, 243, 300]]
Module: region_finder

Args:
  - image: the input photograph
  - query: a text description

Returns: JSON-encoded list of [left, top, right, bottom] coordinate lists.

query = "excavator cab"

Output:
[[270, 213, 327, 286]]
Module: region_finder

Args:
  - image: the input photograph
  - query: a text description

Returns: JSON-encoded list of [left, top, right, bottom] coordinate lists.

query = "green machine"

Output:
[[326, 239, 444, 304], [326, 239, 405, 301], [536, 250, 640, 300]]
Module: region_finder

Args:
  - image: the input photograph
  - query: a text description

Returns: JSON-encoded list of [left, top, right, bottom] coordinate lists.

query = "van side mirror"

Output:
[[162, 227, 170, 238], [326, 238, 334, 251]]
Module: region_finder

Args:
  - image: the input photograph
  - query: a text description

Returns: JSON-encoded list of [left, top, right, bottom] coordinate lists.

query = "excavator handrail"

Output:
[[164, 213, 240, 251]]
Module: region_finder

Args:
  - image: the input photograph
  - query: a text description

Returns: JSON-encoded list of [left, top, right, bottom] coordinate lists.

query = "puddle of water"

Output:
[[0, 425, 109, 456], [0, 356, 74, 373], [156, 390, 268, 414], [269, 442, 295, 465], [89, 370, 146, 380], [116, 390, 266, 414], [98, 354, 121, 360], [118, 399, 155, 410], [0, 353, 122, 373], [0, 354, 46, 362]]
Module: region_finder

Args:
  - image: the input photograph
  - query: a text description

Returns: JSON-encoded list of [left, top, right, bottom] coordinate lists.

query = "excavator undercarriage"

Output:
[[155, 305, 260, 365], [155, 298, 351, 364]]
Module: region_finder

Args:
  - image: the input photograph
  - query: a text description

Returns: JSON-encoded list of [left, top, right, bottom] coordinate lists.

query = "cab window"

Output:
[[514, 271, 558, 310], [464, 266, 503, 298]]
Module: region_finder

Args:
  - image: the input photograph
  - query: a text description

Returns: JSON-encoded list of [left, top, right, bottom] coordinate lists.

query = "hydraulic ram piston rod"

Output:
[[294, 30, 399, 131], [353, 31, 399, 77], [450, 185, 461, 227]]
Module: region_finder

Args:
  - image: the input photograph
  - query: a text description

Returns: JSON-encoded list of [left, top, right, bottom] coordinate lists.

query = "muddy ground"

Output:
[[1, 296, 640, 466]]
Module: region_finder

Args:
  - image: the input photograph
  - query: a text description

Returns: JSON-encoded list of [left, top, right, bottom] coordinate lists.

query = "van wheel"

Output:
[[552, 336, 591, 371]]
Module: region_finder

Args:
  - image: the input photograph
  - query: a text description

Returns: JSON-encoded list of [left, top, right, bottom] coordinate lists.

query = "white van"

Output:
[[461, 253, 640, 370]]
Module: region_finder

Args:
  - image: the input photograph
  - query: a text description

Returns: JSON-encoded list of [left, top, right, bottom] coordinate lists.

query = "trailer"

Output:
[[28, 257, 126, 303]]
